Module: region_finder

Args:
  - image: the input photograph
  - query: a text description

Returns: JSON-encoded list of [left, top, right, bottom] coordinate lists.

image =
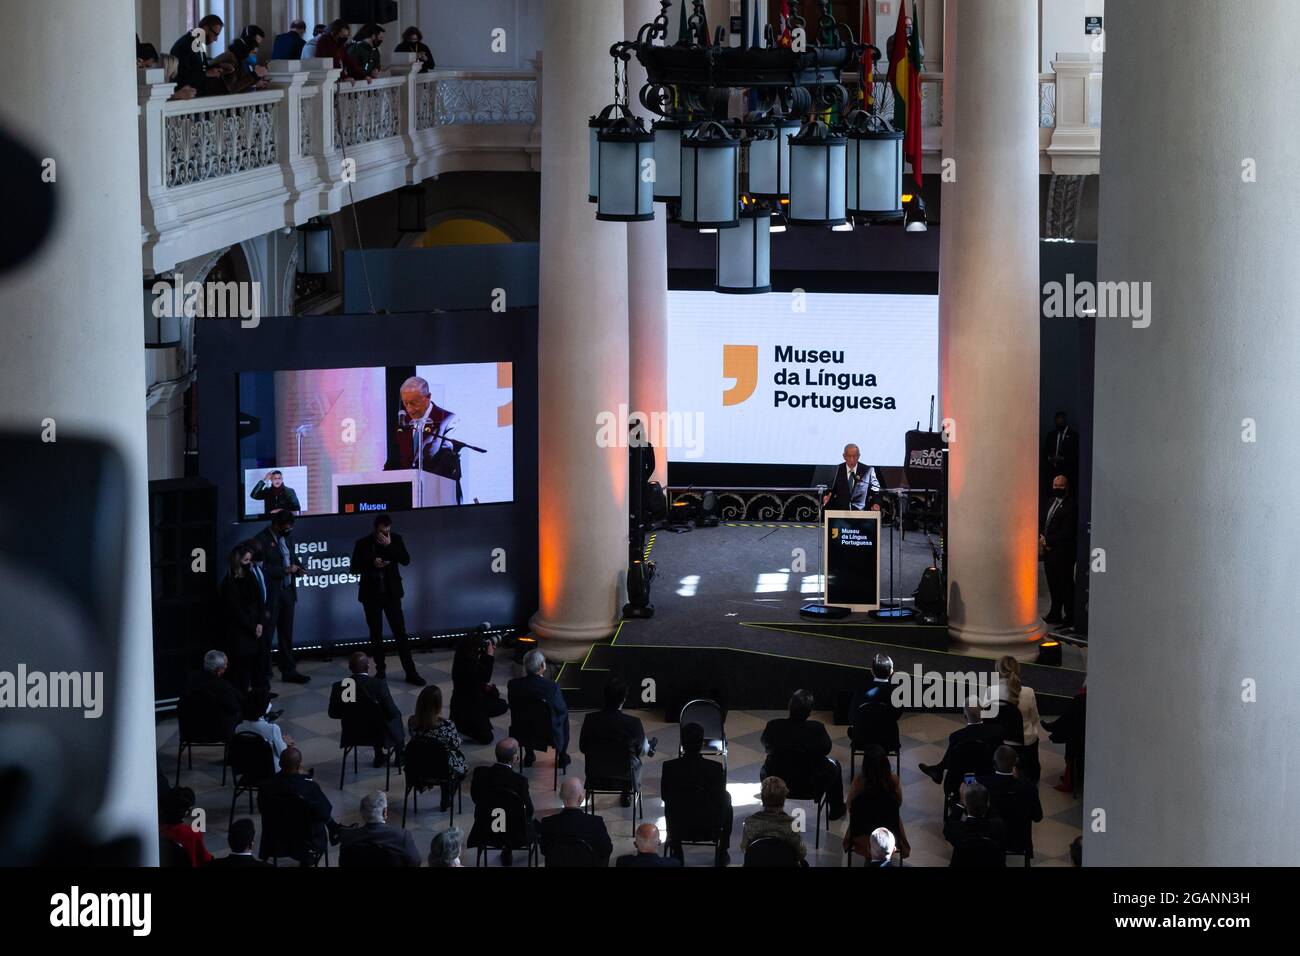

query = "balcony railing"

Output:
[[139, 57, 542, 274]]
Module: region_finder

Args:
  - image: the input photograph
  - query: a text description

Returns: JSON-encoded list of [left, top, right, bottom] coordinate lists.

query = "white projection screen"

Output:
[[666, 291, 938, 466]]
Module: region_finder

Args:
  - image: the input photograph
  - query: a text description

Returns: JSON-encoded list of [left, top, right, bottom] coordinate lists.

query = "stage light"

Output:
[[651, 118, 687, 203], [904, 193, 929, 233], [845, 111, 904, 223], [745, 116, 800, 200], [679, 121, 740, 230], [143, 274, 180, 349], [787, 118, 847, 227], [831, 221, 855, 232], [596, 115, 655, 222], [296, 218, 333, 275], [715, 201, 771, 294], [1036, 639, 1063, 667], [396, 184, 426, 233]]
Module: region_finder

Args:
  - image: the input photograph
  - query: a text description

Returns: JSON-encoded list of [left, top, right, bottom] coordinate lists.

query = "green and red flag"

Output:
[[860, 0, 875, 107], [886, 2, 924, 188], [778, 0, 793, 48]]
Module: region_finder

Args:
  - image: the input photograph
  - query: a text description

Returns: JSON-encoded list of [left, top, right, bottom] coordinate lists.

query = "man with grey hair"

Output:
[[919, 697, 1003, 795], [538, 776, 612, 865], [338, 789, 420, 867], [428, 827, 463, 867], [868, 826, 897, 867], [391, 374, 458, 473], [507, 649, 570, 769], [189, 648, 243, 740], [823, 443, 882, 512]]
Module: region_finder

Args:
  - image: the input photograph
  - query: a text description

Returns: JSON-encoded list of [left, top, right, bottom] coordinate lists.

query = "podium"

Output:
[[821, 510, 881, 612], [331, 469, 456, 513]]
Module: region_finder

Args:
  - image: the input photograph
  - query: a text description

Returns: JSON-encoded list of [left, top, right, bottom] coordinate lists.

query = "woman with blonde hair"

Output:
[[159, 53, 198, 100], [982, 655, 1043, 782]]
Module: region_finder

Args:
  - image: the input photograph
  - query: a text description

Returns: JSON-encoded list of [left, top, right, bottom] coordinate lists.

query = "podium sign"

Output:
[[822, 510, 881, 611], [332, 469, 456, 513]]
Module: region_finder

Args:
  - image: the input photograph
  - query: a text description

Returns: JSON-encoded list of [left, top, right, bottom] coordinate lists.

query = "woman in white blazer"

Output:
[[982, 655, 1042, 782]]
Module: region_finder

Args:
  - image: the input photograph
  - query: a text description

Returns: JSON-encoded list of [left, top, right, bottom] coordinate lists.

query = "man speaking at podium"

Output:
[[390, 376, 458, 475], [823, 443, 881, 512]]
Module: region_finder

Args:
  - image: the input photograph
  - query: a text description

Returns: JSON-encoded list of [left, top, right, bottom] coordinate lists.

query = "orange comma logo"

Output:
[[722, 344, 758, 406]]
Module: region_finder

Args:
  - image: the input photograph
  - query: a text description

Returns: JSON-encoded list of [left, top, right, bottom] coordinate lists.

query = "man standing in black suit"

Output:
[[257, 747, 340, 862], [339, 791, 421, 867], [208, 818, 270, 867], [328, 652, 406, 768], [661, 721, 732, 864], [760, 689, 846, 819], [1043, 411, 1080, 491], [1041, 474, 1079, 627], [579, 677, 656, 807], [254, 512, 309, 684], [823, 443, 881, 512], [617, 823, 682, 867], [919, 699, 1004, 794], [467, 738, 535, 866], [349, 513, 424, 685], [507, 650, 571, 768], [537, 777, 613, 866]]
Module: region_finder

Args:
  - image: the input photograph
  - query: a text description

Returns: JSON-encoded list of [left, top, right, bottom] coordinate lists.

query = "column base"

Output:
[[528, 611, 617, 663], [948, 621, 1045, 658]]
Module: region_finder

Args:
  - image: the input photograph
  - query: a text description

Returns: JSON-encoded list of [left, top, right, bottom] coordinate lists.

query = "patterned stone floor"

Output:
[[157, 649, 1082, 867]]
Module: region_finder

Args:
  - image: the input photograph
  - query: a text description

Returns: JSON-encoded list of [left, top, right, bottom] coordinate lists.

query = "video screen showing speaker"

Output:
[[237, 362, 514, 519], [666, 291, 938, 467]]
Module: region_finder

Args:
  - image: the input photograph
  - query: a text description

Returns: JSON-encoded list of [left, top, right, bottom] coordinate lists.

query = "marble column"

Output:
[[626, 0, 670, 486], [530, 0, 632, 660], [938, 0, 1041, 648], [1085, 0, 1300, 865], [0, 0, 157, 862]]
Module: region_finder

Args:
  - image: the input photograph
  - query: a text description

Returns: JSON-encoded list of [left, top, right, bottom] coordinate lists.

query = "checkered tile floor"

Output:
[[158, 650, 1082, 867]]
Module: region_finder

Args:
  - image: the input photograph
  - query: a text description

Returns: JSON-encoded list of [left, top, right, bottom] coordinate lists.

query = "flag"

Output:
[[861, 0, 875, 107], [778, 0, 793, 48], [886, 3, 923, 188]]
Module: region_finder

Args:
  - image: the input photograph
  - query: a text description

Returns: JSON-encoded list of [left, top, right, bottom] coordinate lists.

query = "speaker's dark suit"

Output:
[[507, 673, 570, 756], [537, 807, 613, 865], [1042, 494, 1078, 623], [254, 527, 301, 679], [350, 532, 417, 677], [219, 571, 265, 693], [826, 462, 878, 511]]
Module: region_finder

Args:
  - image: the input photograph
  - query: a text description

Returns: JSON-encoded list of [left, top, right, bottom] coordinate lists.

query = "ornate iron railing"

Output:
[[666, 486, 824, 523], [431, 75, 538, 127], [164, 99, 278, 187], [335, 83, 402, 147]]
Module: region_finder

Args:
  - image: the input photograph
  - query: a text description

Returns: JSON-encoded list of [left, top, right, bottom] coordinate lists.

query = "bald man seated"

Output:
[[537, 777, 612, 866], [616, 823, 683, 868]]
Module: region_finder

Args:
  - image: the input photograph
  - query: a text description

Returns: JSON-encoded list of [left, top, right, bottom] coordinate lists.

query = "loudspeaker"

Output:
[[149, 477, 218, 706], [340, 0, 398, 24]]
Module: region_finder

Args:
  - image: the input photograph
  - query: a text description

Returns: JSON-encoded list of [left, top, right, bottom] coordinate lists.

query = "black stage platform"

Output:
[[560, 522, 1086, 716]]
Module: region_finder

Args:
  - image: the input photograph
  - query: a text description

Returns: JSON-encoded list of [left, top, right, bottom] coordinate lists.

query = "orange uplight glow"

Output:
[[901, 193, 914, 203]]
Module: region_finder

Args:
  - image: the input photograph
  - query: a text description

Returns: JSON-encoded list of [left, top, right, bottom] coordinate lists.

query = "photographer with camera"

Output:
[[450, 623, 509, 746]]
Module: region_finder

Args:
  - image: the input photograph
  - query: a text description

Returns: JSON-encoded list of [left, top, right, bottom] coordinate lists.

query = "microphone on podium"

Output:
[[397, 410, 409, 432]]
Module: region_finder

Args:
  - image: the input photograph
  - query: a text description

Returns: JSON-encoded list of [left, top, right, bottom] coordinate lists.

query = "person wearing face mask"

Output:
[[254, 512, 310, 684], [1040, 474, 1078, 628]]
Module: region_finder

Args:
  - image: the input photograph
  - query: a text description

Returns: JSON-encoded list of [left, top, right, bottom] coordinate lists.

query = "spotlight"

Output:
[[904, 193, 929, 232], [1036, 639, 1062, 667]]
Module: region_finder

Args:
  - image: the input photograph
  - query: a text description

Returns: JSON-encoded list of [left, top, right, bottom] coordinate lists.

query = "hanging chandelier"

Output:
[[592, 0, 922, 294]]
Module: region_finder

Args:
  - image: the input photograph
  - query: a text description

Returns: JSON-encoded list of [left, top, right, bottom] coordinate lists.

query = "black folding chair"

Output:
[[678, 698, 728, 772], [228, 731, 275, 824], [849, 701, 901, 778], [175, 687, 231, 786], [542, 835, 601, 868], [470, 788, 538, 867], [335, 692, 396, 791], [743, 836, 800, 867], [950, 833, 1006, 869], [401, 735, 463, 827], [663, 783, 727, 866], [583, 743, 644, 822], [764, 748, 839, 849], [988, 789, 1034, 868], [260, 790, 329, 867], [508, 693, 565, 790]]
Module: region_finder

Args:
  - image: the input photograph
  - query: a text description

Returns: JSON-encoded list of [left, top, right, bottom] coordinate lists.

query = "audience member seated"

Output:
[[317, 19, 367, 81], [579, 676, 655, 807], [977, 745, 1043, 858], [394, 26, 434, 72], [347, 23, 386, 77], [1043, 681, 1086, 793], [467, 737, 535, 866], [208, 818, 269, 867], [408, 684, 466, 810], [328, 651, 406, 768], [233, 690, 290, 771], [843, 744, 910, 861], [450, 627, 508, 745], [537, 777, 613, 866], [617, 823, 682, 867], [339, 791, 421, 867], [507, 650, 570, 768], [849, 653, 901, 753], [159, 786, 212, 867], [428, 827, 464, 868], [210, 25, 269, 94], [271, 20, 308, 60], [943, 781, 1007, 868], [301, 23, 327, 59], [740, 776, 806, 864], [168, 14, 226, 93], [661, 721, 732, 865], [760, 688, 845, 819], [866, 827, 897, 867], [982, 656, 1044, 782], [189, 649, 243, 741], [919, 697, 1003, 794], [257, 746, 341, 862]]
